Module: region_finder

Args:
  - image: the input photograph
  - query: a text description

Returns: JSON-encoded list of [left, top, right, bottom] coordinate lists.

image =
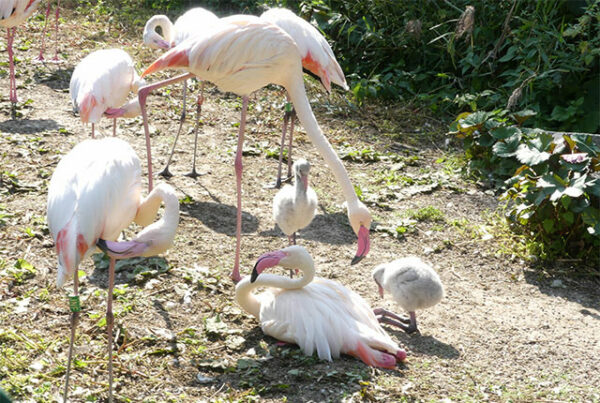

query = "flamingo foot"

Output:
[[158, 165, 173, 179], [184, 168, 200, 179], [395, 349, 407, 362]]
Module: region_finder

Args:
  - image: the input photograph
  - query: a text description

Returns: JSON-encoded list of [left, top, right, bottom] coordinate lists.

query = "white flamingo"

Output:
[[372, 257, 444, 334], [69, 48, 145, 138], [47, 137, 179, 402], [138, 20, 371, 282], [273, 158, 318, 246], [143, 7, 219, 178], [0, 0, 42, 106], [236, 245, 407, 368]]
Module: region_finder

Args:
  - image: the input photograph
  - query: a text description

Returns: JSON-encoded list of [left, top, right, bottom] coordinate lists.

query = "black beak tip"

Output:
[[250, 268, 259, 283], [96, 238, 108, 253], [351, 255, 364, 266]]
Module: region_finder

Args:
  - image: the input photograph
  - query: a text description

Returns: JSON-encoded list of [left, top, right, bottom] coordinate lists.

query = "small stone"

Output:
[[196, 373, 215, 384], [551, 279, 564, 288]]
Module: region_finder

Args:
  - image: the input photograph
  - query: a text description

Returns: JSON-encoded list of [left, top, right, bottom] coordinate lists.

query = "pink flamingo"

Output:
[[236, 245, 407, 367], [143, 7, 219, 178], [137, 20, 371, 282], [0, 0, 42, 106], [69, 48, 145, 138], [260, 8, 349, 188], [36, 0, 60, 61], [47, 137, 179, 402]]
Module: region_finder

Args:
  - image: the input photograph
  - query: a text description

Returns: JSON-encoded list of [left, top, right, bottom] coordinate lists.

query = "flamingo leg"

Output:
[[36, 2, 51, 61], [91, 123, 95, 139], [158, 79, 188, 178], [230, 96, 248, 283], [7, 28, 17, 105], [286, 108, 295, 179], [273, 107, 289, 189], [138, 73, 194, 192], [106, 257, 116, 402], [112, 118, 116, 137], [63, 270, 80, 403], [52, 0, 61, 61], [185, 82, 204, 179], [374, 309, 418, 334]]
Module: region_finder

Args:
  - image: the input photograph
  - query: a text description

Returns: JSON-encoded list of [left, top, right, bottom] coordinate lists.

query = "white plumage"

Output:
[[372, 256, 444, 333], [69, 49, 144, 127], [273, 159, 317, 244], [236, 245, 406, 368]]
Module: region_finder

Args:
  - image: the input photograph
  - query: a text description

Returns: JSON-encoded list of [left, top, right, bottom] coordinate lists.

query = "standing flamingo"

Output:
[[47, 137, 180, 402], [0, 0, 42, 106], [143, 7, 219, 178], [260, 8, 349, 188], [69, 48, 145, 138], [37, 0, 60, 61], [138, 20, 371, 282], [372, 257, 444, 334], [236, 245, 407, 367]]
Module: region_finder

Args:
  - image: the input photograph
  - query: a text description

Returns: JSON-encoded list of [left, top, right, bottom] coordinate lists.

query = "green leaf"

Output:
[[542, 219, 555, 233], [490, 126, 520, 140], [458, 111, 490, 129], [493, 133, 521, 158], [515, 144, 551, 166], [572, 134, 600, 155]]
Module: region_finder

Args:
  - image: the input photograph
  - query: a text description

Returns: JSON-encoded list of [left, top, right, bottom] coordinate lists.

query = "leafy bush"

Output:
[[451, 110, 600, 261]]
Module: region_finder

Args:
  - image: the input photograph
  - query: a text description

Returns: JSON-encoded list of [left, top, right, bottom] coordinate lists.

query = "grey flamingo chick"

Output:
[[372, 257, 443, 334]]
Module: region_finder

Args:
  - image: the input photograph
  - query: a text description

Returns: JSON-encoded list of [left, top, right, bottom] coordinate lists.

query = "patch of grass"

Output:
[[405, 206, 445, 222]]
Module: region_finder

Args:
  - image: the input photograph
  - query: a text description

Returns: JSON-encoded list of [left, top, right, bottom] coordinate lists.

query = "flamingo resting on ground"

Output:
[[37, 0, 60, 61], [138, 20, 371, 282], [235, 245, 407, 368], [0, 0, 42, 106], [47, 137, 180, 402], [260, 8, 349, 188], [143, 7, 219, 178], [70, 48, 145, 138], [372, 257, 444, 334]]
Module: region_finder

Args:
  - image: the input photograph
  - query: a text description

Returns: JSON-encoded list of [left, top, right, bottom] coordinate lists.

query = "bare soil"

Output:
[[1, 8, 599, 403]]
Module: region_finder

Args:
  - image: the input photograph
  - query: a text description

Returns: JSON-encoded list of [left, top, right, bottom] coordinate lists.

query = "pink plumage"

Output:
[[236, 246, 407, 368]]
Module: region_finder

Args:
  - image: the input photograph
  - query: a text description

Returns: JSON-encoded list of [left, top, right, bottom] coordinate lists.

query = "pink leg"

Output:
[[113, 118, 117, 137], [230, 96, 249, 283], [63, 270, 80, 402], [273, 109, 289, 189], [7, 28, 17, 104], [158, 79, 188, 178], [106, 257, 115, 402], [186, 83, 204, 179], [52, 0, 61, 61], [37, 2, 52, 61], [91, 123, 95, 139], [138, 73, 194, 192], [287, 110, 295, 178]]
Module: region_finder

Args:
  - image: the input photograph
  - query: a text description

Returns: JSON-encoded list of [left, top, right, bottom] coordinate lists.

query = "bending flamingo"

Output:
[[37, 0, 60, 61], [47, 137, 179, 402], [143, 7, 219, 178], [0, 0, 42, 106], [236, 245, 407, 368], [138, 20, 371, 282], [372, 257, 444, 334], [69, 48, 145, 138], [261, 8, 349, 188]]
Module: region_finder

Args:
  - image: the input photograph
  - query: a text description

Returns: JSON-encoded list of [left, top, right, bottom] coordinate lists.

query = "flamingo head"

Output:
[[143, 15, 173, 50], [372, 264, 386, 298], [293, 159, 311, 190], [251, 245, 312, 283], [348, 201, 371, 265]]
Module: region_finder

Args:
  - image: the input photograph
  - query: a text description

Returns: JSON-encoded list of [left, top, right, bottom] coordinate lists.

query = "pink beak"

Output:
[[301, 175, 308, 190], [351, 225, 370, 265], [251, 250, 287, 282], [377, 283, 384, 298]]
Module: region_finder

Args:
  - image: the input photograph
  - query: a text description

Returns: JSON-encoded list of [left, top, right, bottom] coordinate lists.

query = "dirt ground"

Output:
[[1, 8, 599, 403]]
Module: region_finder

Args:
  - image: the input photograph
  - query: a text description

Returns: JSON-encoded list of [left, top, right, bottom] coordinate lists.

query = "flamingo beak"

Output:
[[142, 47, 189, 78], [351, 225, 370, 265], [377, 283, 384, 298], [301, 175, 308, 190], [251, 250, 287, 283], [156, 39, 171, 50]]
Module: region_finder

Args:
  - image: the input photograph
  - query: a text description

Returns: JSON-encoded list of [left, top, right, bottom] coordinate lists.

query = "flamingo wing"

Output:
[[47, 138, 142, 286], [261, 8, 348, 92], [173, 7, 219, 45], [0, 0, 41, 27]]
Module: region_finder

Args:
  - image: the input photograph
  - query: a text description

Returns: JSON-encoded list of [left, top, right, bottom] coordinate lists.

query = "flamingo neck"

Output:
[[134, 183, 176, 227], [284, 76, 358, 206], [235, 257, 315, 319], [144, 15, 174, 46]]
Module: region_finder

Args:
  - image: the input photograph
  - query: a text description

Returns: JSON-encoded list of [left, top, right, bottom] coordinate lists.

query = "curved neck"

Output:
[[134, 184, 177, 227], [144, 15, 174, 45], [235, 257, 315, 319], [285, 76, 358, 205]]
